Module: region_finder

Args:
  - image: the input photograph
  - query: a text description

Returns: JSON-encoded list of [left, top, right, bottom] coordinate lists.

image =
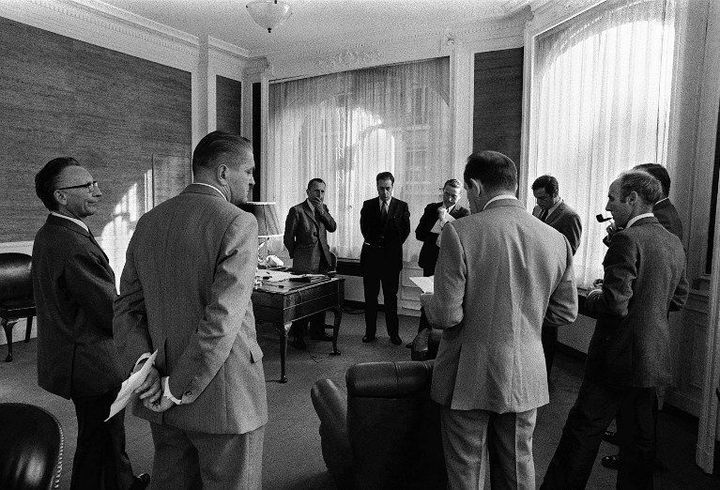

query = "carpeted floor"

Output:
[[1, 311, 719, 489]]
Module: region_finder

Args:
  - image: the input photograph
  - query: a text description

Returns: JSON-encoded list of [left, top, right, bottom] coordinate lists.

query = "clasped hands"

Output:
[[133, 361, 174, 413]]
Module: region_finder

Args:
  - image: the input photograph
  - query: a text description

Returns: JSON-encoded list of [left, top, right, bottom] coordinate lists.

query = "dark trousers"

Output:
[[70, 387, 135, 490], [362, 266, 400, 338], [541, 379, 657, 490], [541, 323, 558, 378], [417, 265, 434, 333]]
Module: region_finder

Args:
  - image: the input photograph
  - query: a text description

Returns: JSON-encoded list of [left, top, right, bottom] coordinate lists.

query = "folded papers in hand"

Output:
[[105, 350, 158, 422]]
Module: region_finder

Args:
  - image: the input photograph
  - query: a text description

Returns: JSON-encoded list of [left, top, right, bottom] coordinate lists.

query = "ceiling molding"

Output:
[[0, 0, 200, 72]]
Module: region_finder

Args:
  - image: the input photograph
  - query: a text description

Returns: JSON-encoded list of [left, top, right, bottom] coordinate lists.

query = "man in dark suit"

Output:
[[284, 177, 337, 348], [32, 157, 147, 490], [360, 171, 410, 345], [601, 162, 684, 469], [531, 174, 582, 376], [542, 170, 688, 489], [114, 132, 267, 489], [413, 178, 469, 337]]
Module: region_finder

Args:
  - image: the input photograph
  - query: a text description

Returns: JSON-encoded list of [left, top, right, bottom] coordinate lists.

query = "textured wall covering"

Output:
[[473, 47, 524, 171], [0, 16, 192, 242], [216, 75, 242, 135]]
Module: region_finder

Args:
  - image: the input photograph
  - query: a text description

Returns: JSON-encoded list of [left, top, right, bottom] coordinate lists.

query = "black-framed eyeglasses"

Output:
[[56, 181, 98, 192]]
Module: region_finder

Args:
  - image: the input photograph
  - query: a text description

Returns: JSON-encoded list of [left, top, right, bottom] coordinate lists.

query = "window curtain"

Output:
[[528, 0, 675, 287], [268, 58, 452, 263]]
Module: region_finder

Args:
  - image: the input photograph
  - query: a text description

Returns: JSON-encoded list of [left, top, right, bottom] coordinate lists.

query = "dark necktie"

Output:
[[539, 208, 548, 222], [380, 201, 388, 225]]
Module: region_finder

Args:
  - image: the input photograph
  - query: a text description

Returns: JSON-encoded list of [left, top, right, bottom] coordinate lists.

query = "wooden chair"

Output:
[[0, 403, 64, 489], [0, 253, 35, 362]]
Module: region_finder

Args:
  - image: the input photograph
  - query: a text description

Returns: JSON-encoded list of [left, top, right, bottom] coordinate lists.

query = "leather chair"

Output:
[[0, 403, 64, 489], [0, 253, 36, 362], [311, 360, 446, 489]]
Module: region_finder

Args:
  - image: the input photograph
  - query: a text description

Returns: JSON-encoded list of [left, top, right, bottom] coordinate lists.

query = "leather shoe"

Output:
[[290, 337, 307, 350], [390, 335, 403, 345], [362, 335, 376, 343], [601, 454, 620, 470], [603, 430, 618, 445], [131, 474, 150, 490], [310, 332, 333, 342]]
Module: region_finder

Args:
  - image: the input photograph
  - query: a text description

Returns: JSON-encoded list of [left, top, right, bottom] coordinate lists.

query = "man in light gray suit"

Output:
[[114, 131, 267, 489], [422, 151, 578, 489]]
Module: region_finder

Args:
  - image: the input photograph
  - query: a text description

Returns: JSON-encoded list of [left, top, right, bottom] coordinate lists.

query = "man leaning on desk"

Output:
[[283, 177, 337, 349]]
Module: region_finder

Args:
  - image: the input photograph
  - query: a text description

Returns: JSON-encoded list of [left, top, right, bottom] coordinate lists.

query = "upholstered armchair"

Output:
[[0, 253, 36, 362], [0, 403, 64, 489], [311, 360, 446, 489]]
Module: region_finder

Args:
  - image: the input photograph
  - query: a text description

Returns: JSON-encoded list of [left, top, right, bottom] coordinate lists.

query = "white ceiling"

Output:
[[98, 0, 541, 57]]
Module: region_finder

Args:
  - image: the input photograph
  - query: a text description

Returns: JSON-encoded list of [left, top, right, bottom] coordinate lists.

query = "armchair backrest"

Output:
[[345, 360, 446, 489], [0, 403, 64, 490], [0, 253, 33, 301]]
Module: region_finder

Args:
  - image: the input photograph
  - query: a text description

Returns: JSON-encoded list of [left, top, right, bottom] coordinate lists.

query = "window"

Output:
[[268, 58, 452, 263], [528, 0, 676, 286]]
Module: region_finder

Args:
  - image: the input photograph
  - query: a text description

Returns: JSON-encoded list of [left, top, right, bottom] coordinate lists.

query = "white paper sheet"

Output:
[[410, 276, 434, 294], [105, 350, 158, 422]]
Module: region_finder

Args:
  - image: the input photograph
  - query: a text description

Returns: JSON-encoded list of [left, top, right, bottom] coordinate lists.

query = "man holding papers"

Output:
[[114, 132, 268, 489], [32, 157, 147, 489], [413, 178, 469, 338]]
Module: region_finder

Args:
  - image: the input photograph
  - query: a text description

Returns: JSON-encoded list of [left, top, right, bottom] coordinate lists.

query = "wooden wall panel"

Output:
[[0, 16, 192, 242], [473, 48, 524, 171], [216, 75, 242, 135]]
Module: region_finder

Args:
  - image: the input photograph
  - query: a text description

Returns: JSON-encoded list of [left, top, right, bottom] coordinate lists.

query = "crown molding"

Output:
[[266, 13, 526, 81], [0, 0, 200, 72]]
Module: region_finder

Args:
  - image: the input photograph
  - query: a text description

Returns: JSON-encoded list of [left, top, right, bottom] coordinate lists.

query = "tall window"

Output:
[[268, 58, 452, 262], [528, 0, 676, 286]]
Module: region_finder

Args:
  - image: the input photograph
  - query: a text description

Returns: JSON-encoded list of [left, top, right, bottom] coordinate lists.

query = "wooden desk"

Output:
[[252, 276, 344, 383]]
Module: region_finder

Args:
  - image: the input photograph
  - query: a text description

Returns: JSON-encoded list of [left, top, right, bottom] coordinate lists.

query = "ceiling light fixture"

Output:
[[246, 0, 292, 33]]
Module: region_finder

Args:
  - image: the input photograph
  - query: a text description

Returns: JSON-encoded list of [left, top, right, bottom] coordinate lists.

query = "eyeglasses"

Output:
[[56, 181, 98, 193]]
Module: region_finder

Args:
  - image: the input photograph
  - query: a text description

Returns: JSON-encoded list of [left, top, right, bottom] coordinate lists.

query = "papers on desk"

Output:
[[255, 269, 293, 282], [410, 276, 434, 294], [105, 350, 158, 422]]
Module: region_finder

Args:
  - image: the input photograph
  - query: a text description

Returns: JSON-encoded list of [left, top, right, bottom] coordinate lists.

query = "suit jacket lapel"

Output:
[[47, 214, 109, 263], [301, 201, 318, 226]]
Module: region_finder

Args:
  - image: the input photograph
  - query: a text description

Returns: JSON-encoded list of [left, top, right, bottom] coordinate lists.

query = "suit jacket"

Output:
[[416, 202, 470, 272], [359, 197, 410, 271], [532, 201, 582, 255], [426, 199, 578, 413], [114, 184, 268, 435], [584, 217, 688, 388], [653, 198, 683, 240], [32, 214, 123, 399], [283, 201, 337, 274]]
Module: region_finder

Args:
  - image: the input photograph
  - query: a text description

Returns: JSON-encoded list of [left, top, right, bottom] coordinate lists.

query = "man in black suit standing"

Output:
[[360, 171, 410, 345], [542, 170, 688, 489], [414, 178, 469, 336], [531, 174, 582, 376], [32, 158, 148, 489]]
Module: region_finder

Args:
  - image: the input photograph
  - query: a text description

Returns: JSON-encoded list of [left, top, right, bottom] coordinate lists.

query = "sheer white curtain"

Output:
[[268, 58, 452, 262], [528, 0, 675, 286]]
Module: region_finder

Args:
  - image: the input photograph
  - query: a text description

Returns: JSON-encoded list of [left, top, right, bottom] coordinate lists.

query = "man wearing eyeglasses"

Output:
[[32, 157, 148, 489]]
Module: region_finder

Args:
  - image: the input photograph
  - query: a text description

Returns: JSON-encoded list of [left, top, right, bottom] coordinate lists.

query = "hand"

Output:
[[587, 288, 603, 301], [310, 197, 324, 214], [143, 395, 174, 413], [134, 364, 162, 405], [592, 278, 604, 289], [437, 206, 447, 220], [420, 291, 434, 308]]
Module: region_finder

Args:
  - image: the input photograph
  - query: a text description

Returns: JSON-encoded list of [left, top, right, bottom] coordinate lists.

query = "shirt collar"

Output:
[[50, 211, 88, 232], [193, 182, 228, 201], [482, 194, 517, 211], [626, 212, 655, 228], [379, 197, 392, 208], [655, 197, 669, 206]]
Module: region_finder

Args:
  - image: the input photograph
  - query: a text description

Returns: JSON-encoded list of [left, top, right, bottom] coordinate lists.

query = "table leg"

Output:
[[278, 322, 292, 383], [330, 308, 341, 356]]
